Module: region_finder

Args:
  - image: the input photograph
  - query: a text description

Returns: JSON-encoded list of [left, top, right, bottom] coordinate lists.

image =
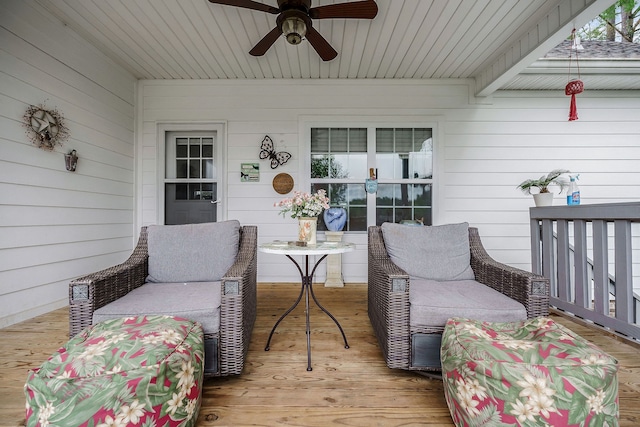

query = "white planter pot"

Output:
[[533, 193, 554, 207]]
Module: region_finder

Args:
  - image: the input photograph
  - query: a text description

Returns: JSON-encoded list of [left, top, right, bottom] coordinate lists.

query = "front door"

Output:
[[164, 131, 220, 225]]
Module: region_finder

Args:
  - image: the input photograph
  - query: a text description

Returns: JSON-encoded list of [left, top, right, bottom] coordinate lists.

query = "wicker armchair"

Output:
[[69, 224, 257, 377], [367, 225, 549, 373]]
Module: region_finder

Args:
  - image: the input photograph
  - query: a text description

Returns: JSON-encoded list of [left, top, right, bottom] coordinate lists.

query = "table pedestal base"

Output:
[[265, 254, 349, 371]]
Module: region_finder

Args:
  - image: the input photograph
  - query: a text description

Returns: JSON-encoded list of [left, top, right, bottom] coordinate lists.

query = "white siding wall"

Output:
[[0, 1, 137, 327], [139, 80, 640, 287]]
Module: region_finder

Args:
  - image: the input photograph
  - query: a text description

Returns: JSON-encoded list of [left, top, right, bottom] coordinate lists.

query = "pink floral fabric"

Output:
[[441, 317, 619, 427], [25, 315, 204, 427]]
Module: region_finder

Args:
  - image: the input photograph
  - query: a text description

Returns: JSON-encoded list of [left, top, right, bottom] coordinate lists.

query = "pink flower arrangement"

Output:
[[275, 189, 330, 219]]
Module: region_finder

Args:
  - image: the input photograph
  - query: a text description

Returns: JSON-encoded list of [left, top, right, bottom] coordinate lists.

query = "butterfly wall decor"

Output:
[[259, 135, 291, 169]]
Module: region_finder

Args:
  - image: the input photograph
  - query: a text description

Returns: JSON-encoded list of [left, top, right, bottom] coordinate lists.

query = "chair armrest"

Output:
[[469, 227, 549, 318], [219, 225, 258, 376], [367, 226, 411, 370], [68, 228, 149, 338]]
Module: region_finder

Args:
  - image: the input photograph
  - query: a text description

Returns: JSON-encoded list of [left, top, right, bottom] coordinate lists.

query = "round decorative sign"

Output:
[[23, 104, 69, 150], [272, 173, 294, 194]]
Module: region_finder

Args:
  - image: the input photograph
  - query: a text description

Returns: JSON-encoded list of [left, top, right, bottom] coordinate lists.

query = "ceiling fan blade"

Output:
[[207, 0, 280, 14], [309, 0, 378, 20], [305, 27, 337, 61], [249, 26, 283, 56]]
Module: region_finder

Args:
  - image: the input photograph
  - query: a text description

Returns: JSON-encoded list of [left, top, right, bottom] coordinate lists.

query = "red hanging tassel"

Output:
[[565, 79, 583, 121]]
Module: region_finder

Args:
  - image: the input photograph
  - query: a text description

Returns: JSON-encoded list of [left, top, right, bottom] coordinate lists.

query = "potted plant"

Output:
[[517, 169, 570, 207]]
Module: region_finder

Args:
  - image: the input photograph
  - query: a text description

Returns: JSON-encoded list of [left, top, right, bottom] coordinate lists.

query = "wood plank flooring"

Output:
[[1, 283, 639, 426]]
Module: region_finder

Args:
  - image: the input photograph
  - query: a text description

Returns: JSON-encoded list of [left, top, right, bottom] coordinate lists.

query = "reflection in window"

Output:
[[376, 184, 431, 225], [311, 128, 366, 179], [310, 126, 433, 231], [312, 183, 366, 231], [376, 128, 432, 180]]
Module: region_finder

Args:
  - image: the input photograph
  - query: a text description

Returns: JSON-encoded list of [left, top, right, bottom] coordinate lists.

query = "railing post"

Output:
[[530, 218, 542, 275]]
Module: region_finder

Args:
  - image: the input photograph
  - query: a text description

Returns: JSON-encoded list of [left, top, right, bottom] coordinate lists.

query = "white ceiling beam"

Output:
[[474, 0, 616, 97]]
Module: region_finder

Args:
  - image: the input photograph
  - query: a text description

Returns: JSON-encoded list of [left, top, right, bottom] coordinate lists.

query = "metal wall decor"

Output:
[[259, 135, 291, 169], [23, 104, 69, 150]]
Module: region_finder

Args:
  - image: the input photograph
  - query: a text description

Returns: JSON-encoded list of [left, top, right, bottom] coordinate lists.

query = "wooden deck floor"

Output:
[[1, 283, 639, 426]]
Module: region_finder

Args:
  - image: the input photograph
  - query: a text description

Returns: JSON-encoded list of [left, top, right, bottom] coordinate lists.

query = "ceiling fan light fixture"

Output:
[[282, 16, 307, 45]]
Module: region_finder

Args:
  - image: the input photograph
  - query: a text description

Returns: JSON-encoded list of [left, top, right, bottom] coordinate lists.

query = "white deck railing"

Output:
[[529, 202, 640, 342]]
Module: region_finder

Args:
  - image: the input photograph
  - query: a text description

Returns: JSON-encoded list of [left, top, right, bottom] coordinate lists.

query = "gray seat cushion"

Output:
[[93, 282, 222, 333], [147, 220, 240, 283], [409, 278, 527, 328], [381, 222, 474, 281]]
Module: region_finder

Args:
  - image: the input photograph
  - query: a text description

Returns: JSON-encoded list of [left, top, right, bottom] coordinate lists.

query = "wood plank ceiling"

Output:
[[34, 0, 620, 95]]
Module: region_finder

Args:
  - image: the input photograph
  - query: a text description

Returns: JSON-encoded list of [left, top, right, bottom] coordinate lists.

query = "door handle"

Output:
[[211, 200, 220, 204]]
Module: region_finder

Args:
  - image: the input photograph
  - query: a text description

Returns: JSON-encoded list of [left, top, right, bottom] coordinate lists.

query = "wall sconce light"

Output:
[[65, 149, 78, 172]]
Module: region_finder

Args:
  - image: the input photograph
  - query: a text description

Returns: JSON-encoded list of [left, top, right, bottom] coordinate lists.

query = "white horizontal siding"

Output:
[[138, 80, 640, 288], [0, 0, 136, 328]]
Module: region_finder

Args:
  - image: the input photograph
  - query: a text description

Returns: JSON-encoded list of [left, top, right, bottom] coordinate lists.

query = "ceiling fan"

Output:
[[207, 0, 378, 61]]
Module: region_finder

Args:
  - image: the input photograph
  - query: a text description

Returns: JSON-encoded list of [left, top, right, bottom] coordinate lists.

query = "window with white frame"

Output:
[[310, 126, 433, 231]]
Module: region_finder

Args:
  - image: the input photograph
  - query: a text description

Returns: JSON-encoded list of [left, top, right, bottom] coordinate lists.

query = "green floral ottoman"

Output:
[[24, 315, 204, 427], [441, 317, 619, 427]]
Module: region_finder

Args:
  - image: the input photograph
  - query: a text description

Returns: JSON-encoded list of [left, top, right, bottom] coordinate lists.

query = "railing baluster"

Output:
[[573, 220, 589, 309], [592, 220, 609, 317], [614, 220, 633, 323], [541, 219, 556, 296], [557, 220, 571, 302]]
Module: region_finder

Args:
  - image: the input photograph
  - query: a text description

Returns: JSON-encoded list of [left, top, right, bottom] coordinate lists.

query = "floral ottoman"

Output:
[[441, 317, 619, 427], [24, 315, 204, 427]]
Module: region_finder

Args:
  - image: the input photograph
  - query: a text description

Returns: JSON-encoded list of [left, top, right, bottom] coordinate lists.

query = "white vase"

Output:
[[298, 217, 317, 245], [533, 192, 554, 207]]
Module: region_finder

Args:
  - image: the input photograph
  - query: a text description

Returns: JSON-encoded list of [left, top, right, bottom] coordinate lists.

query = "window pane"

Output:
[[189, 183, 201, 200], [175, 183, 188, 200], [189, 160, 200, 178], [201, 183, 213, 200], [410, 134, 433, 179], [376, 153, 400, 179], [176, 160, 187, 179], [311, 154, 330, 178], [349, 128, 367, 152], [376, 129, 394, 153], [330, 128, 348, 152], [189, 140, 200, 157], [311, 128, 329, 152], [395, 128, 413, 153], [202, 159, 213, 179], [202, 143, 213, 157], [348, 206, 367, 231], [176, 138, 188, 158]]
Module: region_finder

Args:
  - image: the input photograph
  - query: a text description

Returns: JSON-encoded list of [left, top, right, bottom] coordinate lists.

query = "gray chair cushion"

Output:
[[147, 220, 240, 283], [409, 278, 527, 328], [93, 282, 222, 333], [381, 222, 474, 281]]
